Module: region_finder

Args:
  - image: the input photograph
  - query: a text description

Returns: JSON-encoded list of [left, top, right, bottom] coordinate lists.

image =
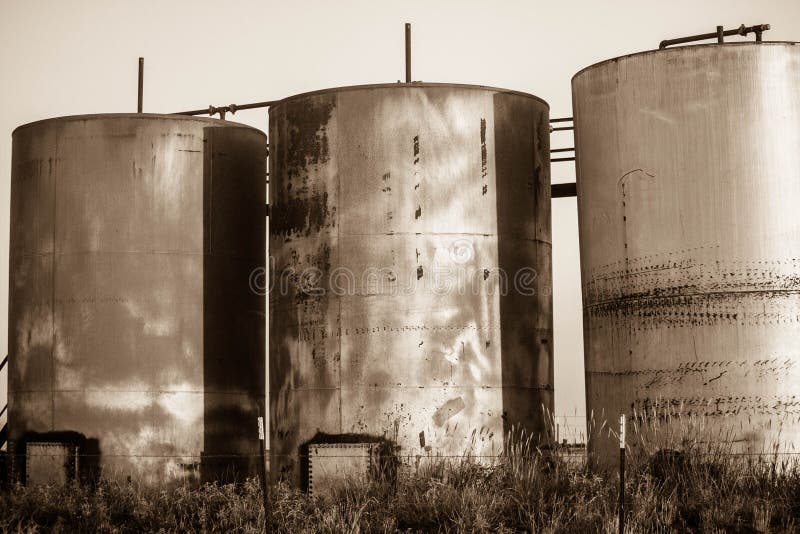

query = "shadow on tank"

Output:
[[200, 126, 267, 483], [493, 92, 554, 445]]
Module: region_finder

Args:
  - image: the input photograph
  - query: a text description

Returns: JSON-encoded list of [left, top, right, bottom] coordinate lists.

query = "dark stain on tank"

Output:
[[284, 97, 335, 180], [271, 190, 332, 237], [286, 243, 331, 305], [417, 266, 424, 279], [271, 96, 337, 238], [531, 113, 549, 192], [415, 205, 422, 219]]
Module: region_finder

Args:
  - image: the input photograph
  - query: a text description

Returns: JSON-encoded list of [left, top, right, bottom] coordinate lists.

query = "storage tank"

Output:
[[8, 114, 266, 484], [269, 83, 552, 484], [573, 42, 800, 465]]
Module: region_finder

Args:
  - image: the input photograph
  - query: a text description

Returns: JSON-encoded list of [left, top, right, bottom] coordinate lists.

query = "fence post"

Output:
[[619, 414, 626, 534], [257, 416, 270, 533]]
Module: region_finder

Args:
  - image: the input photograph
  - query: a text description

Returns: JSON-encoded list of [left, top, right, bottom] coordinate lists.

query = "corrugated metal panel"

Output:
[[26, 442, 76, 486]]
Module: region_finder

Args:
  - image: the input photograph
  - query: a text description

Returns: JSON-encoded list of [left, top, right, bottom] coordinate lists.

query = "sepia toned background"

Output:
[[1, 0, 799, 443]]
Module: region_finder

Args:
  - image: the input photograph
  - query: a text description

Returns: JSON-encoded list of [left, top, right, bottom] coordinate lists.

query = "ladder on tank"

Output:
[[550, 117, 577, 198]]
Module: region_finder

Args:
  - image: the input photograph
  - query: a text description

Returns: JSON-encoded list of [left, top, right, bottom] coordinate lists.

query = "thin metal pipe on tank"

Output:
[[175, 100, 276, 117], [137, 57, 143, 113], [405, 23, 412, 82]]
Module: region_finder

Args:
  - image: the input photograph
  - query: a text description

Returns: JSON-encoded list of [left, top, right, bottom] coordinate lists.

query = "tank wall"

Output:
[[8, 115, 267, 484], [573, 43, 800, 464], [269, 86, 552, 483]]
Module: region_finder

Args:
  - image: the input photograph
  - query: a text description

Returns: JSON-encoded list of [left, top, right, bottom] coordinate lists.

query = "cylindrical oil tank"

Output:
[[269, 83, 552, 484], [573, 42, 800, 465], [8, 114, 266, 484]]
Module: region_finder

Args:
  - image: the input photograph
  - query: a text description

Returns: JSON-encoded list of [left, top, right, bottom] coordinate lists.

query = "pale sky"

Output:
[[2, 0, 799, 442]]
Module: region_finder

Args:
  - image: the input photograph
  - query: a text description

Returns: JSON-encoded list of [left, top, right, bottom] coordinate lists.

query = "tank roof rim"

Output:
[[571, 41, 800, 83], [12, 113, 267, 137], [272, 82, 549, 109]]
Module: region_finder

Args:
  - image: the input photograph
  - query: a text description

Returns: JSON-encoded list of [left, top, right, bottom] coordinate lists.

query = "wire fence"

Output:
[[9, 410, 800, 475], [10, 449, 800, 461]]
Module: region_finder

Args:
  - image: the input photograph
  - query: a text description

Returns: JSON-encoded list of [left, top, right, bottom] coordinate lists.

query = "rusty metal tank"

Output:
[[8, 114, 267, 484], [268, 83, 553, 484], [573, 42, 800, 465]]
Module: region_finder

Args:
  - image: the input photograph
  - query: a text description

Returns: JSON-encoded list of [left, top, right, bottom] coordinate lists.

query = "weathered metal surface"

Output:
[[573, 43, 800, 465], [269, 83, 553, 484], [307, 442, 375, 496], [8, 114, 266, 484], [26, 442, 76, 486]]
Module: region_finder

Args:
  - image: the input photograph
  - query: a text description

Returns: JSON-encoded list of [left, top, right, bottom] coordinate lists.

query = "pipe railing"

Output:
[[174, 100, 276, 119], [550, 117, 577, 197], [550, 117, 575, 162], [659, 23, 770, 49]]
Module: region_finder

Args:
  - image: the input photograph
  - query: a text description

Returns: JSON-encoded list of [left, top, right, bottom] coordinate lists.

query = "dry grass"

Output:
[[2, 427, 800, 532]]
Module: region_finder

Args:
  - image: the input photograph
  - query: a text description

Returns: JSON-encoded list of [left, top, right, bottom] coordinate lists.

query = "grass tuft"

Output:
[[3, 421, 800, 532]]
